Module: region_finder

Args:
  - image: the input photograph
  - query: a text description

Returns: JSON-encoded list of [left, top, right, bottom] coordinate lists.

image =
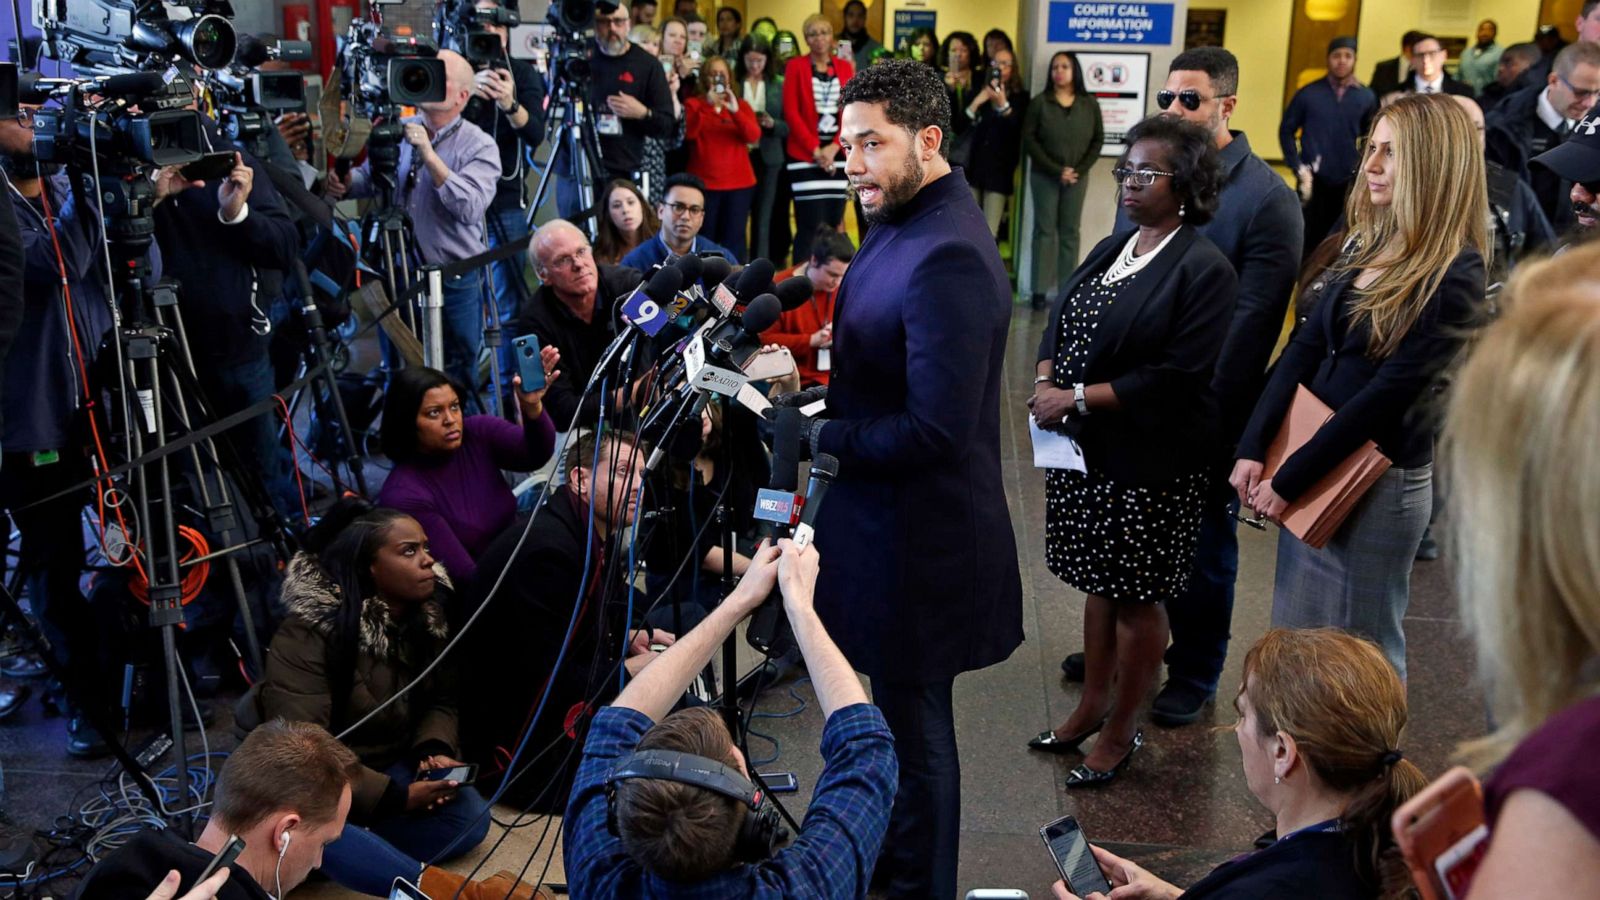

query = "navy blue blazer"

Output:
[[1037, 226, 1238, 486], [811, 169, 1023, 684], [1184, 830, 1374, 899]]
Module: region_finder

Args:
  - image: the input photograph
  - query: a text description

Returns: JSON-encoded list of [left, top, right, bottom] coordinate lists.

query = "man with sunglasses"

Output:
[[1529, 107, 1600, 236], [1399, 34, 1475, 98], [1487, 40, 1600, 234], [619, 172, 733, 269], [1070, 47, 1302, 728]]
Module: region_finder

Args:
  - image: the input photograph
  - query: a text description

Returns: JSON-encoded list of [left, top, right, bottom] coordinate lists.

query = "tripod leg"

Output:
[[293, 260, 369, 497]]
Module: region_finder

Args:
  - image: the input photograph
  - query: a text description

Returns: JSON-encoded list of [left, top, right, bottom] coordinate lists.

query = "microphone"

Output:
[[236, 34, 313, 66], [701, 255, 734, 292], [752, 407, 804, 531], [672, 252, 704, 286], [711, 257, 775, 315], [98, 72, 169, 96], [618, 265, 686, 337], [792, 454, 839, 549], [773, 275, 814, 311]]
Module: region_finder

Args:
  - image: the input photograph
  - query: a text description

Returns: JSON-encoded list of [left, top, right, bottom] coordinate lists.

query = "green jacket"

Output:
[[1021, 91, 1104, 176]]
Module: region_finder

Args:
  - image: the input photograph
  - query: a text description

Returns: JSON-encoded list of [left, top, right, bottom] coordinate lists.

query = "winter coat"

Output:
[[249, 552, 461, 820]]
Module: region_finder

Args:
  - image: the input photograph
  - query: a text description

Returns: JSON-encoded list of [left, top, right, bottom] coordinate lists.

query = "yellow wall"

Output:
[[1357, 0, 1538, 85], [1189, 0, 1296, 152], [743, 0, 1023, 59], [746, 0, 827, 34]]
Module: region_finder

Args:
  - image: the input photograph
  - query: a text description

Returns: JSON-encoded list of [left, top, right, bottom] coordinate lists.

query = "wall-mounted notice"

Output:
[[1078, 51, 1150, 155], [1048, 2, 1175, 45]]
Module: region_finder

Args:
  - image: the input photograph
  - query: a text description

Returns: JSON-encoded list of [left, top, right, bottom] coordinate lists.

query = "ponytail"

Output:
[[1339, 754, 1428, 898]]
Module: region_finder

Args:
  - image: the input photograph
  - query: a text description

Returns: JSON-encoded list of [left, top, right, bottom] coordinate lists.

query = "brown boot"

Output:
[[418, 865, 552, 900]]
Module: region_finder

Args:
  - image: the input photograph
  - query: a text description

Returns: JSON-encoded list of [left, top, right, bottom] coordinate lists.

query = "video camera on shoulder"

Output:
[[436, 0, 522, 70]]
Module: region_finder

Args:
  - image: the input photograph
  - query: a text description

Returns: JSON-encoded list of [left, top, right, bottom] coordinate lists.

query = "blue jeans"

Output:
[[319, 761, 492, 896], [486, 205, 531, 396], [439, 270, 488, 403], [1162, 478, 1240, 694], [207, 353, 299, 522]]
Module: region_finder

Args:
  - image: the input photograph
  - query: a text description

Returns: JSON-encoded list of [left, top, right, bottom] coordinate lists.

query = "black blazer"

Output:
[[1236, 247, 1485, 502], [1399, 72, 1476, 98], [1368, 57, 1403, 97], [1037, 226, 1238, 486], [1184, 830, 1374, 899]]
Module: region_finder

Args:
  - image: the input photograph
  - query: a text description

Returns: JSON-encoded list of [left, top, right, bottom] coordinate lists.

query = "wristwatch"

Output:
[[504, 100, 522, 117], [1073, 383, 1089, 417], [1033, 374, 1052, 385]]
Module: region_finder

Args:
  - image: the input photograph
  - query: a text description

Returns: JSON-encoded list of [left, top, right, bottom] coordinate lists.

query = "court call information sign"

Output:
[[1048, 2, 1175, 45]]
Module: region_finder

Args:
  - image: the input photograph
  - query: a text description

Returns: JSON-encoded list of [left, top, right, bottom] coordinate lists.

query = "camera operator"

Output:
[[554, 0, 677, 221], [461, 0, 548, 407], [0, 104, 155, 757], [563, 540, 898, 898], [326, 50, 501, 398], [152, 92, 303, 521]]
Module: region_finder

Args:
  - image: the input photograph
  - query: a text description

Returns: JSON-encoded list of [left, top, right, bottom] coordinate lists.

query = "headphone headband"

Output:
[[606, 750, 763, 808]]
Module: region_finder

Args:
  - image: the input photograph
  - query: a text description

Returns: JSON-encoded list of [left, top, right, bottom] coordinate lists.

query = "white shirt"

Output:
[[1537, 86, 1575, 134], [743, 79, 767, 115], [1412, 73, 1443, 93]]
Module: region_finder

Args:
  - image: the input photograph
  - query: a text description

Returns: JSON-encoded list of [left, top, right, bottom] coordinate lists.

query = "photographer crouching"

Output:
[[325, 50, 501, 401]]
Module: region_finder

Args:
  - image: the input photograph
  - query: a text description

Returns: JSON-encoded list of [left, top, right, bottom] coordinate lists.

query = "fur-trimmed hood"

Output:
[[280, 552, 452, 659]]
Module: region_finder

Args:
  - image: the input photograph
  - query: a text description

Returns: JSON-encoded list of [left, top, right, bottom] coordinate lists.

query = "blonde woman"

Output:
[[1231, 94, 1487, 679], [1443, 249, 1600, 896]]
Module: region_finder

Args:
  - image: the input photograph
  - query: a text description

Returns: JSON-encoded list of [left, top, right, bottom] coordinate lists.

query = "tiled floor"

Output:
[[1, 300, 1484, 899]]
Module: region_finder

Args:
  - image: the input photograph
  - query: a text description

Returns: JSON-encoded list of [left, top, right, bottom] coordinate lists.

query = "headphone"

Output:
[[605, 750, 789, 864]]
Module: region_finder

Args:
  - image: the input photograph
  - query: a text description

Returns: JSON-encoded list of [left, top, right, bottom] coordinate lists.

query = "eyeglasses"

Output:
[[1560, 73, 1600, 103], [547, 244, 592, 271], [1111, 167, 1176, 186], [4, 109, 35, 126], [1411, 47, 1446, 59], [664, 201, 705, 216], [1156, 88, 1231, 111]]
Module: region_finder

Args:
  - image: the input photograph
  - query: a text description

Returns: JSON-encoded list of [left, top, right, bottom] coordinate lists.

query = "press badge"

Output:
[[817, 348, 831, 371], [598, 113, 623, 136]]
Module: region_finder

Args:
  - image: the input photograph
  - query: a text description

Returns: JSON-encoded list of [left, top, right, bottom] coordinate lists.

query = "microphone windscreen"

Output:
[[643, 265, 684, 301], [275, 40, 313, 61], [701, 255, 733, 290], [811, 452, 840, 480], [770, 407, 802, 491], [234, 34, 271, 67], [18, 72, 51, 105], [740, 293, 783, 335], [774, 275, 814, 311], [673, 252, 704, 284], [99, 72, 168, 96], [734, 258, 776, 303]]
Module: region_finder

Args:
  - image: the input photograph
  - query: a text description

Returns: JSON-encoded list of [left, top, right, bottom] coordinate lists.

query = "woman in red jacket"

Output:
[[685, 55, 762, 262], [782, 14, 854, 263]]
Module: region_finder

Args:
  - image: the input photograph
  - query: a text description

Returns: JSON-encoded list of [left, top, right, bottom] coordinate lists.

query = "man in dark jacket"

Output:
[[1486, 40, 1600, 234], [1100, 47, 1304, 725], [1279, 36, 1377, 254], [1369, 30, 1424, 97], [555, 0, 676, 221], [803, 60, 1022, 900], [153, 114, 302, 520], [1399, 34, 1476, 98]]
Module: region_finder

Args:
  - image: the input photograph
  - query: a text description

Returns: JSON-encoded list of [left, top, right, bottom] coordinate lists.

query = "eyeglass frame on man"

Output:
[[1111, 166, 1177, 187], [1155, 88, 1232, 111], [663, 200, 705, 216], [1558, 72, 1600, 104]]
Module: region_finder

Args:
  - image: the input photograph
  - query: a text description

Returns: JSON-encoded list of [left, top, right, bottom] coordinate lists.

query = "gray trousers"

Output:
[[1271, 464, 1433, 680], [1029, 169, 1091, 298]]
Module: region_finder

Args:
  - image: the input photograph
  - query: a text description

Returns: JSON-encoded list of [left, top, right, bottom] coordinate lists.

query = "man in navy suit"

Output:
[[797, 58, 1023, 900]]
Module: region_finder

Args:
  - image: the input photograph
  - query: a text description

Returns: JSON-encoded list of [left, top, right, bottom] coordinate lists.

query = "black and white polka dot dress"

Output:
[[1043, 267, 1207, 605]]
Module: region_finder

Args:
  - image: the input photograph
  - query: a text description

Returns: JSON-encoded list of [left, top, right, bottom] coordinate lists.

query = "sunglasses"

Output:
[[1156, 88, 1231, 111]]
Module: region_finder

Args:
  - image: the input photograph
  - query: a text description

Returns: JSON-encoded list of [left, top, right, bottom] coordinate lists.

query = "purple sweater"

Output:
[[377, 413, 556, 583]]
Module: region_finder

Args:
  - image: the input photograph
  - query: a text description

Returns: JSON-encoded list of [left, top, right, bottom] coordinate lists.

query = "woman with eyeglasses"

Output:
[[1026, 115, 1236, 787], [782, 14, 854, 263], [1232, 94, 1487, 680], [960, 46, 1030, 240], [1022, 51, 1103, 310]]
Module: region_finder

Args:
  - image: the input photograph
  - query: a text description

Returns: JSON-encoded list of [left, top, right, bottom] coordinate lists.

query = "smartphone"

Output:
[[196, 834, 244, 884], [512, 333, 546, 392], [1040, 815, 1112, 897], [757, 771, 799, 793], [424, 764, 479, 785], [390, 877, 432, 899], [180, 151, 238, 183], [1392, 767, 1489, 900], [836, 39, 852, 61], [741, 346, 796, 381]]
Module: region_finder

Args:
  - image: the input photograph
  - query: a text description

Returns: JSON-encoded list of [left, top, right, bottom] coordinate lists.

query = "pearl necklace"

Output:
[[1102, 228, 1179, 284]]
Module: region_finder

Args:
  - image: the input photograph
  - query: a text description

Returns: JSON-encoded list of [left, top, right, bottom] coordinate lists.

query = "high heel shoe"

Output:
[[1064, 730, 1144, 788], [1027, 718, 1106, 755]]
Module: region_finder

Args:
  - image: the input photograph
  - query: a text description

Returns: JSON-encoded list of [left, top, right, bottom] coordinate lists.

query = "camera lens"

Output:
[[176, 15, 238, 70]]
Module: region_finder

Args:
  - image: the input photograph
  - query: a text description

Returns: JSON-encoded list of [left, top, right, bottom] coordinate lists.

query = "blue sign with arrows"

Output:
[[1048, 2, 1174, 44]]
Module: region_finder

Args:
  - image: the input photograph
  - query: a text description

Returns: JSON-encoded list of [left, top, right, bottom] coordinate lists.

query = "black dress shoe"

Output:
[[1415, 527, 1440, 561], [1151, 681, 1215, 727], [66, 715, 111, 760], [1030, 293, 1047, 311], [1028, 718, 1106, 754], [0, 653, 46, 679], [1064, 731, 1144, 788], [0, 683, 29, 720], [1060, 652, 1085, 682]]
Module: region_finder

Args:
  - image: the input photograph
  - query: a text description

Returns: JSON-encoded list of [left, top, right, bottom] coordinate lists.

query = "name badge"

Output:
[[598, 113, 624, 136], [816, 348, 831, 371]]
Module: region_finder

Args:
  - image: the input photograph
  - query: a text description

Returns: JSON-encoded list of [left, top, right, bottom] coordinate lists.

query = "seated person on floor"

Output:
[[1053, 627, 1425, 900], [376, 362, 559, 584], [564, 539, 898, 898], [75, 719, 360, 900], [459, 427, 698, 813], [237, 500, 541, 898]]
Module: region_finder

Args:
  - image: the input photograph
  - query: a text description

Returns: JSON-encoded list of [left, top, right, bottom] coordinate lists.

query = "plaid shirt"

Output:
[[564, 703, 897, 899]]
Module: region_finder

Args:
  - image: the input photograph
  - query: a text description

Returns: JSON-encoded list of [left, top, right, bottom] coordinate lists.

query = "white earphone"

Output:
[[274, 830, 292, 900]]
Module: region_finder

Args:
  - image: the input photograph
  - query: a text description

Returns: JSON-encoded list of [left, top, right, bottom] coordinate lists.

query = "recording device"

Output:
[[791, 454, 837, 549], [543, 0, 597, 83], [741, 346, 796, 382], [437, 0, 522, 69], [1392, 767, 1488, 900], [389, 878, 432, 900], [748, 451, 837, 654], [423, 764, 479, 784], [709, 257, 775, 316], [713, 72, 728, 94], [180, 150, 237, 182], [620, 265, 689, 337], [513, 334, 547, 392], [752, 406, 805, 530], [989, 65, 1004, 89], [341, 24, 447, 112], [196, 835, 245, 884], [772, 275, 815, 311], [1040, 815, 1113, 897], [34, 0, 239, 77], [757, 771, 799, 793]]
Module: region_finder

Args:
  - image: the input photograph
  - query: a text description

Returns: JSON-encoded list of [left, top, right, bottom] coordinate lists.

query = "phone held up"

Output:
[[1040, 815, 1113, 897], [1391, 767, 1489, 900], [512, 333, 546, 392]]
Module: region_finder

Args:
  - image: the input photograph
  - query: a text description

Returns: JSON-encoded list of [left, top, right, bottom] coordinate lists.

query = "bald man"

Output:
[[1449, 94, 1555, 269], [328, 49, 501, 393]]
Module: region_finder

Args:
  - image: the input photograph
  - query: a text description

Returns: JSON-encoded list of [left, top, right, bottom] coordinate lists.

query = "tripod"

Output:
[[526, 54, 607, 235]]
